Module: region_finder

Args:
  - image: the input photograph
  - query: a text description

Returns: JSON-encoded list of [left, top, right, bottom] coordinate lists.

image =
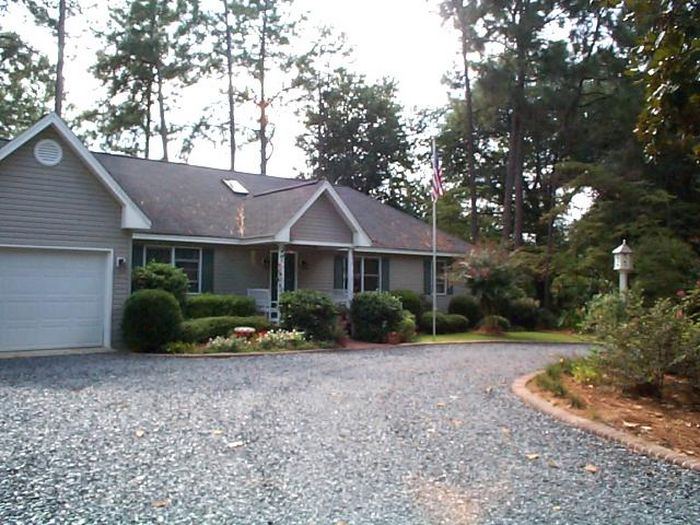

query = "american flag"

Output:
[[431, 138, 444, 201]]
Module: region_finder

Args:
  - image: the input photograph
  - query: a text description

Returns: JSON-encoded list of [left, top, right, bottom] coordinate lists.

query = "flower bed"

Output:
[[164, 328, 315, 354]]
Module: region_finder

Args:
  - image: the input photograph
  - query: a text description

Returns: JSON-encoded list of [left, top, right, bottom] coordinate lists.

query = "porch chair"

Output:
[[247, 288, 278, 322]]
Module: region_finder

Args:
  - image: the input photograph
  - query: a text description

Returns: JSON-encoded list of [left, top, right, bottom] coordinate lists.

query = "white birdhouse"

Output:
[[612, 240, 634, 271]]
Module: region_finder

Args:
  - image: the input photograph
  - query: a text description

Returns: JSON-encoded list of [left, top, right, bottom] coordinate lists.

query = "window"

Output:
[[435, 260, 448, 295], [223, 179, 249, 194], [353, 256, 381, 293], [143, 246, 202, 293]]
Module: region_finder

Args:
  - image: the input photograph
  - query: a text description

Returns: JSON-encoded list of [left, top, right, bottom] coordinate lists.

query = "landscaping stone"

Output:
[[0, 344, 698, 524]]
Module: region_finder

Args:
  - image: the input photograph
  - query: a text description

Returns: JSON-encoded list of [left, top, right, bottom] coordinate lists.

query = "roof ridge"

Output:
[[251, 180, 320, 197], [93, 149, 305, 182]]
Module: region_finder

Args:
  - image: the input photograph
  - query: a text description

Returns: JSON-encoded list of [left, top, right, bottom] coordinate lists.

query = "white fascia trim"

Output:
[[274, 181, 372, 246], [0, 113, 152, 230], [355, 247, 465, 258], [133, 233, 275, 246]]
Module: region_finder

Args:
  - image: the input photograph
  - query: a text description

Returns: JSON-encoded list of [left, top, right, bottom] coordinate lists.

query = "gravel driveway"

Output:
[[0, 343, 698, 524]]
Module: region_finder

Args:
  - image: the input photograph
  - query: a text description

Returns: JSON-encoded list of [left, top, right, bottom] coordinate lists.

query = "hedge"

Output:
[[179, 316, 272, 344], [419, 312, 469, 334], [185, 293, 256, 319], [390, 289, 423, 319], [350, 291, 403, 343], [448, 294, 482, 327]]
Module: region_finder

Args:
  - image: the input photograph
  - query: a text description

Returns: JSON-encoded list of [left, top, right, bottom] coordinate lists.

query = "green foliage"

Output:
[[535, 357, 587, 408], [391, 289, 424, 319], [453, 243, 524, 316], [163, 341, 197, 354], [132, 262, 189, 306], [583, 291, 697, 397], [350, 291, 403, 343], [179, 315, 272, 344], [506, 297, 540, 330], [122, 289, 183, 352], [185, 293, 256, 319], [0, 31, 52, 136], [633, 235, 699, 299], [571, 355, 602, 385], [278, 289, 337, 341], [297, 69, 414, 210], [448, 294, 482, 327], [478, 315, 511, 334], [419, 312, 469, 334], [396, 310, 417, 342], [628, 0, 700, 160]]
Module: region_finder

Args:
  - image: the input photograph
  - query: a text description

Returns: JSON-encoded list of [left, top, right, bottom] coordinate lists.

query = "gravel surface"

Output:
[[0, 343, 698, 524]]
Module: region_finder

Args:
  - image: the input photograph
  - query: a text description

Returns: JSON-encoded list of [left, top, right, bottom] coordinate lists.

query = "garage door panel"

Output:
[[0, 248, 108, 351]]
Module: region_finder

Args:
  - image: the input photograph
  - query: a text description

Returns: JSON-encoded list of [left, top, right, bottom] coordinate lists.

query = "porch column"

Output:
[[277, 243, 286, 305], [346, 248, 354, 306]]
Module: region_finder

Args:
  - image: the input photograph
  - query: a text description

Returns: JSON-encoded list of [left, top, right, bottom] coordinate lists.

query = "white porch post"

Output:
[[346, 248, 354, 306], [277, 243, 286, 306]]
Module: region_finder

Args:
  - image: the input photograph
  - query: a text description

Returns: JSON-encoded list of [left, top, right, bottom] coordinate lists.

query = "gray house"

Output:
[[0, 114, 469, 352]]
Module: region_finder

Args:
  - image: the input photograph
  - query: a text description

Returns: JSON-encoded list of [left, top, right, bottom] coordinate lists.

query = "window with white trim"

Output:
[[353, 256, 381, 293], [435, 260, 448, 295], [144, 246, 202, 293]]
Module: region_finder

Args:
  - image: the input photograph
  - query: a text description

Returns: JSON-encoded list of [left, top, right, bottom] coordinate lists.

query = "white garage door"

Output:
[[0, 248, 109, 351]]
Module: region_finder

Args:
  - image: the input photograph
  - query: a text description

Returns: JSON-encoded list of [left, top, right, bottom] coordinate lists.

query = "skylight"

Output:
[[223, 179, 249, 195]]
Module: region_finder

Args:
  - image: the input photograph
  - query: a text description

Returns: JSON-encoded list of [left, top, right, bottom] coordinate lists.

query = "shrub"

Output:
[[122, 289, 183, 352], [478, 315, 511, 334], [279, 289, 337, 341], [396, 310, 417, 342], [390, 289, 423, 319], [419, 312, 469, 334], [163, 341, 198, 354], [446, 314, 469, 333], [179, 316, 272, 344], [507, 297, 540, 330], [583, 291, 696, 397], [448, 294, 482, 327], [132, 262, 189, 306], [420, 311, 448, 334], [536, 308, 558, 330], [185, 294, 256, 319], [351, 291, 403, 343]]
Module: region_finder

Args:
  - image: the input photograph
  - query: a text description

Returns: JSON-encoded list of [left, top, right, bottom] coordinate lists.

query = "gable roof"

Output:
[[0, 114, 151, 230], [1, 117, 471, 255]]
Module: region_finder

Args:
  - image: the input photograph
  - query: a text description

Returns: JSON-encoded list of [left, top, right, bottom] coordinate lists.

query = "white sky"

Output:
[[8, 0, 461, 178]]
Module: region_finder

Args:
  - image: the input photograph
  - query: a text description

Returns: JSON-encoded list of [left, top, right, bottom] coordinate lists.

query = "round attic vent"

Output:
[[34, 139, 63, 166]]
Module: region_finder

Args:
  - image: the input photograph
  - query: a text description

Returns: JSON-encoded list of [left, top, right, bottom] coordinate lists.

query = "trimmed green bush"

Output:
[[132, 262, 189, 306], [448, 294, 482, 327], [279, 289, 337, 341], [179, 316, 272, 344], [478, 314, 511, 333], [351, 291, 403, 343], [122, 289, 183, 352], [507, 297, 540, 330], [396, 310, 417, 342], [420, 312, 469, 334], [185, 293, 256, 319], [446, 313, 469, 333], [390, 289, 423, 319], [163, 341, 198, 354]]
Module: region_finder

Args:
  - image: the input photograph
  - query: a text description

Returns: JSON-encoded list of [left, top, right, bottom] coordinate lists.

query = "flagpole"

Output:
[[431, 138, 438, 339], [432, 194, 437, 339]]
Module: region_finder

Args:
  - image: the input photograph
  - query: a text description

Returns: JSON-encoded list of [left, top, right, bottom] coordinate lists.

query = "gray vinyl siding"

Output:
[[290, 194, 353, 244], [213, 246, 268, 295], [0, 129, 131, 347], [388, 254, 462, 311], [297, 249, 337, 293]]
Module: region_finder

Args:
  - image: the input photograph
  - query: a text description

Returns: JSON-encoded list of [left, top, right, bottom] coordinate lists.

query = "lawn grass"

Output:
[[415, 330, 592, 344]]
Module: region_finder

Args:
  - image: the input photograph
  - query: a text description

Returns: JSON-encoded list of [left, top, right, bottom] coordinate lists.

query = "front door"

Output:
[[270, 251, 296, 303]]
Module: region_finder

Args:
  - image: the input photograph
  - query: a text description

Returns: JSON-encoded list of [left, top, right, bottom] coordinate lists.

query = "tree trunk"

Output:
[[512, 25, 526, 248], [457, 9, 478, 243], [54, 0, 66, 116], [223, 0, 236, 171], [258, 9, 269, 176], [144, 78, 153, 158], [156, 67, 168, 161]]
